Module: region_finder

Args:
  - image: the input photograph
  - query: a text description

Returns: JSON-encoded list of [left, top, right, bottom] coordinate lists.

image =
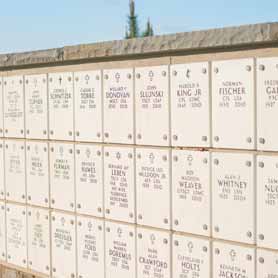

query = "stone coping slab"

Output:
[[1, 22, 278, 69]]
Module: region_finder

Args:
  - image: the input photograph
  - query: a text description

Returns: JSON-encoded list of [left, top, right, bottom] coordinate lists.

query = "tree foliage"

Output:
[[142, 18, 154, 37], [125, 0, 139, 38], [125, 0, 154, 39]]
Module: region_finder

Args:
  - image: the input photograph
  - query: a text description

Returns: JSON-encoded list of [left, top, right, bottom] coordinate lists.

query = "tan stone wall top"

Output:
[[1, 22, 278, 69]]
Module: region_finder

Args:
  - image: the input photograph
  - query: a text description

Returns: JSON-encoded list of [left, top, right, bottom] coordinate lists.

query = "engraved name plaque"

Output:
[[172, 234, 211, 278], [171, 62, 210, 147], [257, 57, 278, 151], [213, 241, 255, 278], [25, 74, 48, 139], [27, 206, 50, 275], [105, 221, 136, 278], [104, 68, 134, 144], [172, 149, 210, 236], [136, 148, 171, 229], [0, 141, 4, 198], [49, 72, 74, 140], [51, 211, 76, 278], [77, 216, 105, 278], [104, 146, 135, 223], [50, 142, 75, 212], [0, 202, 6, 261], [6, 203, 27, 268], [0, 78, 3, 136], [26, 141, 49, 207], [212, 59, 255, 149], [5, 140, 26, 203], [135, 65, 170, 146], [257, 155, 278, 249], [212, 152, 255, 244], [137, 227, 171, 278], [3, 76, 25, 138], [75, 144, 103, 217], [74, 70, 102, 142], [257, 249, 278, 278]]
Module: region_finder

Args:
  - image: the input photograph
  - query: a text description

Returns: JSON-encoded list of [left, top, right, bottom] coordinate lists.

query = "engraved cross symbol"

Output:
[[116, 152, 121, 160], [59, 76, 62, 85], [149, 70, 154, 81], [115, 72, 120, 83], [85, 148, 91, 158], [186, 69, 191, 79], [187, 241, 194, 253], [149, 153, 155, 164], [117, 228, 122, 238], [230, 250, 236, 261], [88, 221, 93, 231], [150, 234, 156, 245], [85, 74, 90, 84], [61, 217, 66, 226], [187, 155, 193, 166]]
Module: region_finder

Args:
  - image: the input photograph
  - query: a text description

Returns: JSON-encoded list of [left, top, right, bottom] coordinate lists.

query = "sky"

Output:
[[0, 0, 278, 54]]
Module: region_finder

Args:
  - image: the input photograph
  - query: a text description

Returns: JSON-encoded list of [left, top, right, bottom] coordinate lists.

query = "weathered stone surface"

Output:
[[1, 268, 17, 278], [0, 22, 278, 69], [64, 23, 278, 61], [0, 48, 63, 69], [1, 267, 40, 278]]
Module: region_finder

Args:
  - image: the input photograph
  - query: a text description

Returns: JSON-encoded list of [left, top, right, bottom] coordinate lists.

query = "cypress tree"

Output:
[[142, 18, 154, 37], [125, 0, 139, 39], [125, 0, 154, 39]]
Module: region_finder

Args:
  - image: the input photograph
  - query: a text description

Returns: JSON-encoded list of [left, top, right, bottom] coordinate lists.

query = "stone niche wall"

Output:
[[1, 23, 278, 278]]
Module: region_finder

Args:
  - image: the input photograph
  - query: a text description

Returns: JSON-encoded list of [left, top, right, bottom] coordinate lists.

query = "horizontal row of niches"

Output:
[[1, 139, 278, 248], [1, 57, 278, 150], [1, 203, 276, 278]]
